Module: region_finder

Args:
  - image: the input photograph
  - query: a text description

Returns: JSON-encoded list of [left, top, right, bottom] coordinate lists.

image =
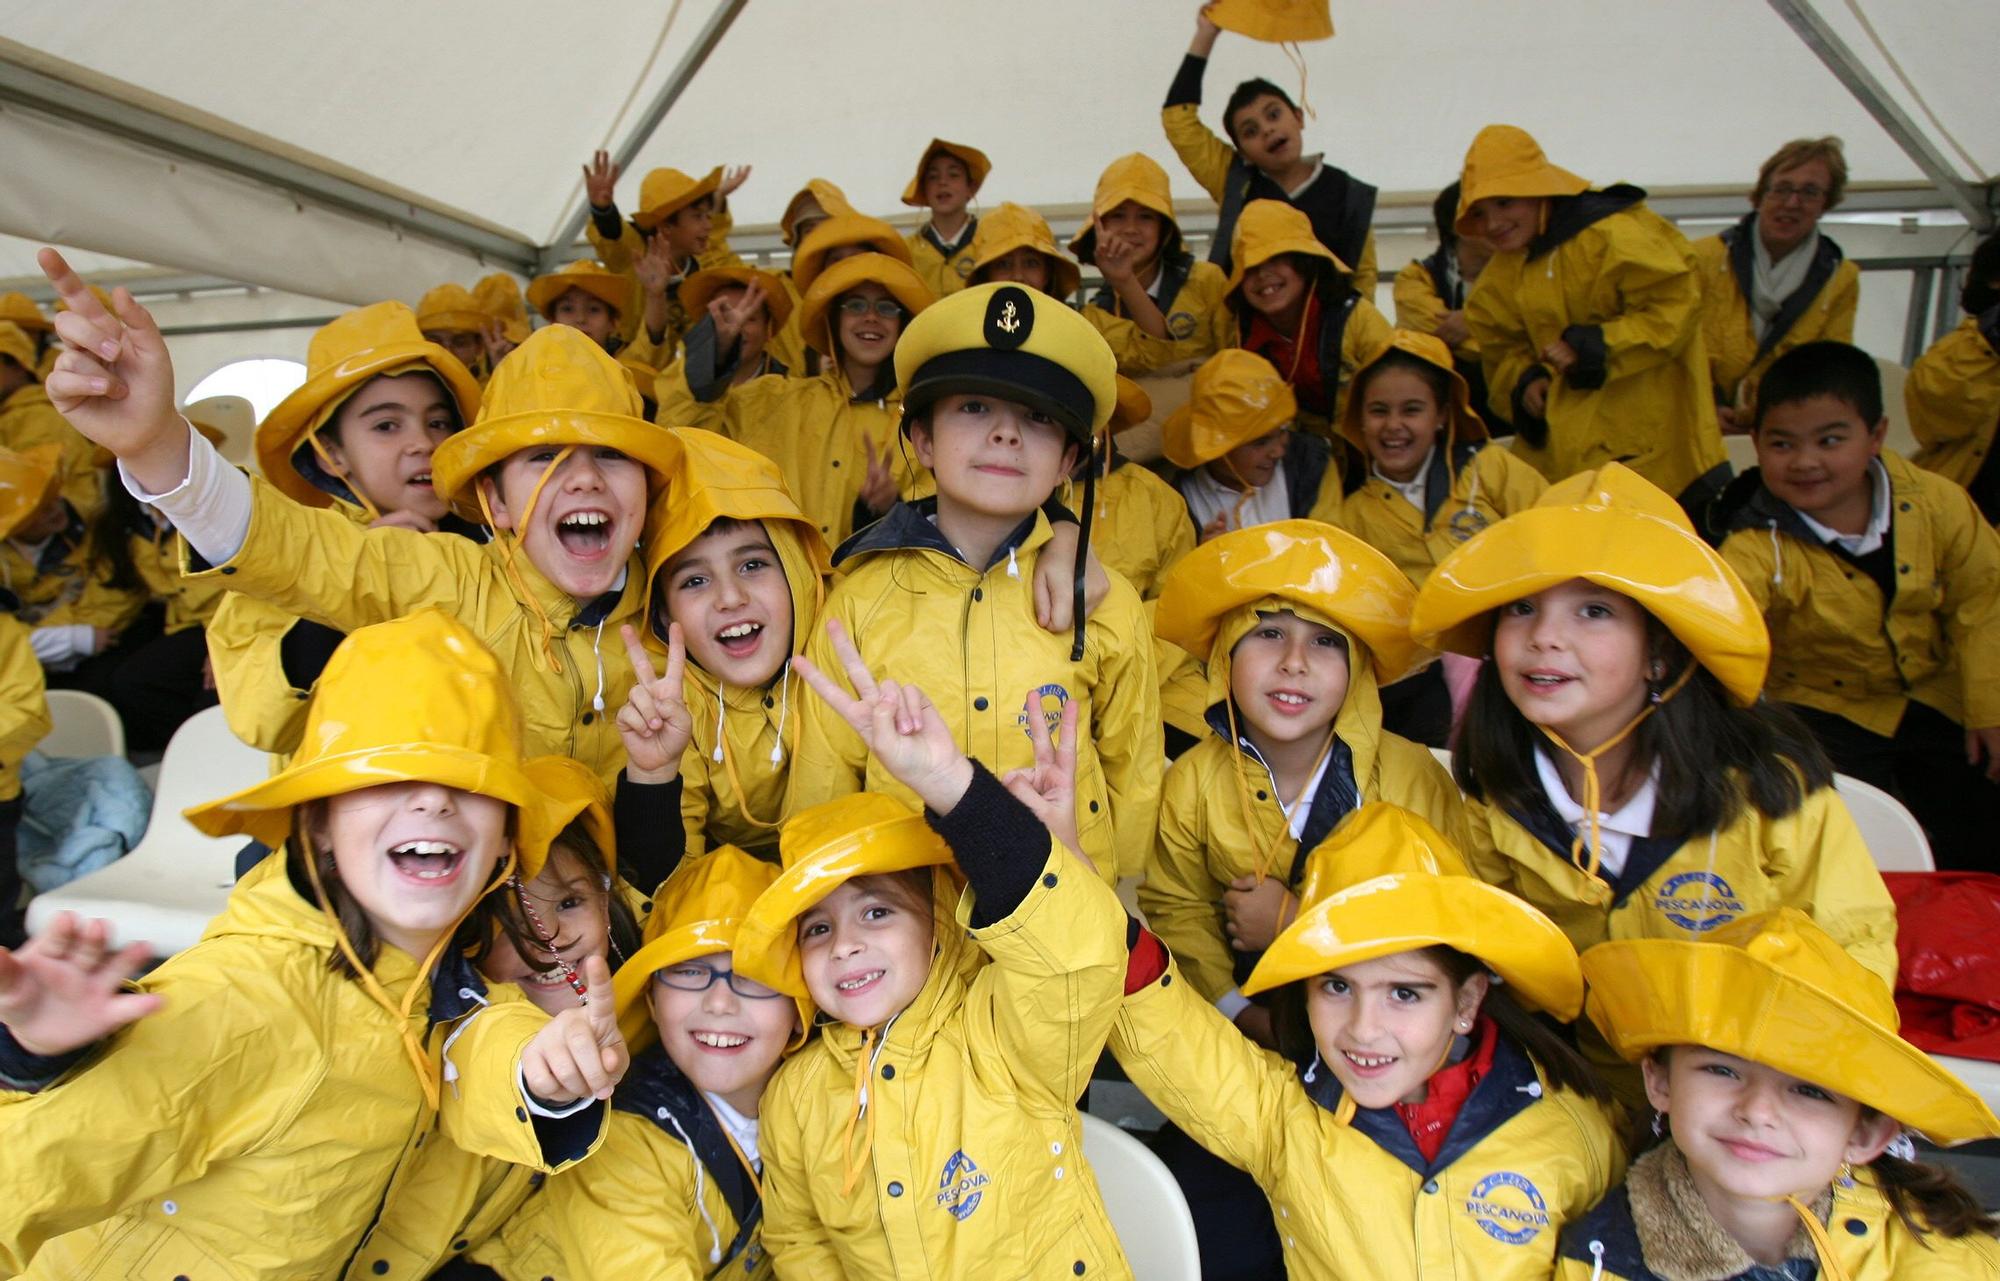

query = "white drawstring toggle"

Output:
[[1006, 545, 1020, 580]]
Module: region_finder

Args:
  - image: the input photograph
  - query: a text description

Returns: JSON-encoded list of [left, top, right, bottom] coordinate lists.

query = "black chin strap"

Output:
[[1070, 433, 1101, 662]]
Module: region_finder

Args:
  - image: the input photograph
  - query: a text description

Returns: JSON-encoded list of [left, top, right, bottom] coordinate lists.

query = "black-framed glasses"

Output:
[[837, 297, 903, 319], [653, 959, 785, 1000], [1766, 183, 1828, 205]]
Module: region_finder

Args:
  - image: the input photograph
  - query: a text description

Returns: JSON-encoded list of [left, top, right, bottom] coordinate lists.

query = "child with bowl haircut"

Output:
[[901, 138, 990, 298]]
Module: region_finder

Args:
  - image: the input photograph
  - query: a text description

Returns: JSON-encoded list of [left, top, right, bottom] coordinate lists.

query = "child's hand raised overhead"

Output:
[[793, 618, 975, 814], [38, 248, 188, 493], [582, 150, 621, 209], [616, 623, 693, 784], [719, 164, 753, 200], [520, 954, 628, 1105], [1001, 689, 1089, 870], [0, 912, 163, 1058]]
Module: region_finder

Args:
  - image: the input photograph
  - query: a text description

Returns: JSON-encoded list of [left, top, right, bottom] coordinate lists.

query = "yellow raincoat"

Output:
[[1907, 311, 2000, 492], [1074, 153, 1234, 373], [789, 509, 1161, 885], [0, 381, 102, 519], [1461, 141, 1725, 498], [0, 508, 147, 638], [906, 224, 979, 299], [588, 181, 743, 357], [0, 614, 49, 803], [757, 820, 1133, 1278], [1692, 216, 1858, 413], [1716, 449, 2000, 738], [1091, 457, 1195, 601], [128, 517, 227, 635], [1140, 607, 1466, 1003], [1393, 256, 1483, 367], [0, 858, 597, 1279]]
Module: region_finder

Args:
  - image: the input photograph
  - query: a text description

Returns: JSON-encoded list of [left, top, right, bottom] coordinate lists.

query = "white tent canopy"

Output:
[[0, 0, 1989, 311]]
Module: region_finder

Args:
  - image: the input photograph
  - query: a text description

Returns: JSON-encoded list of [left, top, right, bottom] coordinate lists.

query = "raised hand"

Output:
[[718, 164, 753, 200], [707, 278, 767, 350], [1192, 2, 1222, 54], [37, 249, 188, 492], [859, 436, 898, 516], [1093, 228, 1141, 286], [583, 150, 621, 209], [520, 955, 627, 1104], [634, 235, 677, 298], [0, 913, 164, 1057], [482, 319, 517, 369], [1001, 690, 1085, 864], [616, 623, 693, 783], [792, 619, 973, 812]]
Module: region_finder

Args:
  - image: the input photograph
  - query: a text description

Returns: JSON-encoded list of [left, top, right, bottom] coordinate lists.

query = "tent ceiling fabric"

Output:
[[0, 0, 1987, 307]]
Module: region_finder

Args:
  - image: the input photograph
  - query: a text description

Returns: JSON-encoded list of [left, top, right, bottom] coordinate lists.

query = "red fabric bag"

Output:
[[1884, 872, 2000, 1063]]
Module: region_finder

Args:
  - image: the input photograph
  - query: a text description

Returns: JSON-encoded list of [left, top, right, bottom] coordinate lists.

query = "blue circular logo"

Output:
[[1654, 871, 1747, 932], [1465, 1171, 1550, 1245]]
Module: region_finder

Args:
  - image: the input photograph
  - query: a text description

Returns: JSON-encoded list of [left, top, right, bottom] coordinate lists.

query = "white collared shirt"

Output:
[[703, 1090, 762, 1170], [1182, 466, 1291, 536], [1373, 448, 1436, 513], [1792, 458, 1891, 556], [1534, 749, 1660, 879]]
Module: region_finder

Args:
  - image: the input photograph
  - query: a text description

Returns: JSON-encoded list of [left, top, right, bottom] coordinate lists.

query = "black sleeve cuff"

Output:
[[1165, 52, 1208, 108], [925, 763, 1050, 929], [278, 620, 345, 692], [530, 1098, 605, 1167], [0, 1023, 91, 1092], [1561, 324, 1607, 390], [590, 203, 625, 243], [682, 315, 738, 404], [1511, 367, 1552, 449], [612, 770, 685, 896], [1040, 493, 1078, 527]]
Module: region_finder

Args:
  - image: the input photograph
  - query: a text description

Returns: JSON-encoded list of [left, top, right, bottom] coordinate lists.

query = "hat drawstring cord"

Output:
[[711, 681, 728, 763], [769, 661, 791, 765], [1769, 523, 1785, 586], [306, 432, 383, 522], [590, 616, 608, 713], [1539, 664, 1694, 879], [1780, 1195, 1855, 1281]]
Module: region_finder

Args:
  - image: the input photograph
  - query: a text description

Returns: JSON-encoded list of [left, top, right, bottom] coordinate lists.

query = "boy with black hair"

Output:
[[1908, 231, 2000, 522], [1714, 339, 2000, 867], [1163, 7, 1378, 296]]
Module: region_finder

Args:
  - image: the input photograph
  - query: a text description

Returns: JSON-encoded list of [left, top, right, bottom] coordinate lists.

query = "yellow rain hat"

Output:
[[186, 610, 536, 848], [0, 292, 50, 335], [1109, 375, 1152, 435], [1156, 518, 1423, 683], [901, 138, 991, 208], [1454, 125, 1590, 237], [895, 280, 1118, 444], [1161, 347, 1297, 468], [678, 265, 796, 334], [254, 302, 483, 511], [643, 429, 832, 633], [1582, 909, 2000, 1146], [0, 444, 63, 540], [733, 794, 956, 992], [632, 166, 723, 232], [610, 846, 812, 1051], [0, 321, 37, 374], [1243, 804, 1584, 1019], [797, 252, 934, 362], [1071, 153, 1182, 264], [1224, 199, 1349, 304], [429, 324, 684, 513], [967, 203, 1083, 301], [527, 260, 628, 322], [791, 214, 916, 294], [473, 273, 531, 346], [1208, 0, 1334, 43], [781, 178, 856, 248], [416, 283, 488, 335], [518, 754, 616, 884], [1409, 462, 1769, 706], [1339, 329, 1488, 453]]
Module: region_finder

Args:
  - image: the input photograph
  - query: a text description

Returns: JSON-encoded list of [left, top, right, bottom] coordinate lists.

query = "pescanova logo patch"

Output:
[[1017, 683, 1070, 739], [1465, 1171, 1550, 1245], [1654, 871, 1747, 932], [936, 1149, 991, 1222]]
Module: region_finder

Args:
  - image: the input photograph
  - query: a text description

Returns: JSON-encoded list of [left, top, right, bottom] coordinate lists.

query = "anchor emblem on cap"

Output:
[[995, 301, 1020, 335]]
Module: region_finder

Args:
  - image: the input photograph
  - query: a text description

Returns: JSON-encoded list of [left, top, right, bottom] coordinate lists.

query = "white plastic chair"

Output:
[[1430, 746, 1453, 774], [1831, 773, 1934, 872], [26, 706, 266, 956], [1080, 1113, 1201, 1281], [38, 689, 126, 759]]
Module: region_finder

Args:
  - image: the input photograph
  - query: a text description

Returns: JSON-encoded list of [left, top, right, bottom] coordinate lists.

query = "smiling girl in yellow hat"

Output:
[[38, 250, 683, 787], [1410, 462, 1896, 1100], [736, 637, 1133, 1277], [0, 612, 628, 1279], [1559, 910, 2000, 1279], [1075, 152, 1233, 373], [1116, 803, 1621, 1280], [481, 845, 811, 1277]]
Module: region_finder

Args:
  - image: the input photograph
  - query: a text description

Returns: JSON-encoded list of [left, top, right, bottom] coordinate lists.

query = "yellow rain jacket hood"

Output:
[[474, 272, 532, 346], [1907, 311, 2000, 491], [417, 283, 489, 334], [900, 138, 990, 208], [741, 794, 1135, 1279], [1143, 523, 1464, 1000], [0, 342, 107, 518], [966, 202, 1083, 301], [1114, 804, 1620, 1281], [1071, 152, 1184, 265], [641, 430, 832, 856], [781, 177, 856, 247]]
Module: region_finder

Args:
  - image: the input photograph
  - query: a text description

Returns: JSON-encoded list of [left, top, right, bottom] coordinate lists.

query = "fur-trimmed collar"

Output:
[[1629, 1143, 1830, 1280]]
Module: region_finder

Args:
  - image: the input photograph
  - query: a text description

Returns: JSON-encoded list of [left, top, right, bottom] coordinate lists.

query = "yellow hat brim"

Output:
[[901, 140, 991, 207], [1225, 235, 1348, 302], [1454, 167, 1591, 238], [418, 309, 491, 335], [527, 274, 627, 321], [633, 166, 723, 232], [1410, 505, 1769, 705], [1243, 872, 1584, 1018], [0, 442, 66, 541], [1582, 939, 2000, 1146], [184, 744, 535, 849], [610, 916, 812, 1051], [1158, 392, 1297, 469], [676, 266, 796, 333], [798, 254, 934, 359], [256, 347, 482, 509], [1071, 181, 1180, 263], [429, 412, 684, 512], [1338, 331, 1487, 453]]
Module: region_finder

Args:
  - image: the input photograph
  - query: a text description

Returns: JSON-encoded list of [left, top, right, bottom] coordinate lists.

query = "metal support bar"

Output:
[[0, 56, 541, 273], [158, 315, 337, 337], [542, 0, 751, 270], [1765, 0, 1994, 232], [1901, 268, 1935, 365]]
